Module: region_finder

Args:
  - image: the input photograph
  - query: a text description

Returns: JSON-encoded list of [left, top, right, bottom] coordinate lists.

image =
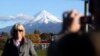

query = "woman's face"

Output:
[[14, 26, 24, 39]]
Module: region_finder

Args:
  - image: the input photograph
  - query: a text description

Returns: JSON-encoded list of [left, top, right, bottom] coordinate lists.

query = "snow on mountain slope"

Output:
[[26, 10, 62, 24]]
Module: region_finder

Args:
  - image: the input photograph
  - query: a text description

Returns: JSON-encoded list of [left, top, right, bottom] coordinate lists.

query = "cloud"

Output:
[[0, 13, 34, 21], [0, 16, 15, 21], [16, 13, 34, 20]]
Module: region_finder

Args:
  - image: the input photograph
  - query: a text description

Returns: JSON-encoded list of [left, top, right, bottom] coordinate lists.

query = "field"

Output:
[[0, 50, 2, 56], [0, 49, 47, 56], [36, 49, 47, 56]]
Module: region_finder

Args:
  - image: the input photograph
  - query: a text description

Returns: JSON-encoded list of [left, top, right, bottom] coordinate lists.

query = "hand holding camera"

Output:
[[65, 10, 82, 33]]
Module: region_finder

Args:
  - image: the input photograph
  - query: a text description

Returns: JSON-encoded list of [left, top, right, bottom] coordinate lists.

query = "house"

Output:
[[39, 40, 50, 49]]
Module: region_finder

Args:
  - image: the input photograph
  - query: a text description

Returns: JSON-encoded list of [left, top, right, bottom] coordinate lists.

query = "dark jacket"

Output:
[[2, 38, 37, 56], [48, 33, 95, 56]]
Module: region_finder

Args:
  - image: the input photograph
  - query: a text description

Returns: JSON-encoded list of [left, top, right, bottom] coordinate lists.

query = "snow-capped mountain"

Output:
[[25, 10, 62, 25], [0, 10, 62, 33], [24, 10, 62, 33]]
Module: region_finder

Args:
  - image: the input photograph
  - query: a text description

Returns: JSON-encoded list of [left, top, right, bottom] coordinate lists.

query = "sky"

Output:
[[0, 0, 84, 28]]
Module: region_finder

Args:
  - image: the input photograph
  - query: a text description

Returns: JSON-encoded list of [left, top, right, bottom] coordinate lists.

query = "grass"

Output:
[[0, 50, 2, 56], [36, 49, 47, 56]]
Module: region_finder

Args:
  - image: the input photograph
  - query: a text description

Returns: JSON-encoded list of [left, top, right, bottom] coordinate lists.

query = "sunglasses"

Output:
[[14, 29, 23, 32]]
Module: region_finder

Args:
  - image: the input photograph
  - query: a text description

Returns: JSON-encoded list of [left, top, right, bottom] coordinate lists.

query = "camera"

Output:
[[80, 16, 93, 25]]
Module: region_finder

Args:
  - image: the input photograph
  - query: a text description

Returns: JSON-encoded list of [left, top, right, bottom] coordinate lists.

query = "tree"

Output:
[[1, 32, 9, 38], [26, 33, 41, 43], [34, 29, 41, 34], [40, 33, 52, 43]]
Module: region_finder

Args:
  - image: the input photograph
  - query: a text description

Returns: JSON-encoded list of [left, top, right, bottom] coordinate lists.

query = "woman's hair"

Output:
[[10, 23, 25, 38]]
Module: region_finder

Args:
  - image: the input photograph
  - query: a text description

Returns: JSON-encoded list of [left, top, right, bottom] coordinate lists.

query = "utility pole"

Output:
[[84, 0, 89, 32]]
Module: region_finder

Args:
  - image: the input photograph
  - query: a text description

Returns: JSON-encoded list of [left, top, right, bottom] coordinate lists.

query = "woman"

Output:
[[2, 23, 37, 56]]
